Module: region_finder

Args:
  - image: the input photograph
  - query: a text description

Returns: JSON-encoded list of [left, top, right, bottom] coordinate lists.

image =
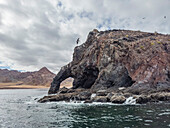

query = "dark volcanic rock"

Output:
[[76, 91, 91, 100], [59, 87, 69, 93], [135, 95, 151, 104], [38, 93, 78, 103], [93, 96, 107, 102], [49, 29, 170, 94], [135, 92, 170, 104], [96, 90, 107, 96], [150, 92, 170, 101], [84, 100, 93, 103], [110, 95, 126, 104]]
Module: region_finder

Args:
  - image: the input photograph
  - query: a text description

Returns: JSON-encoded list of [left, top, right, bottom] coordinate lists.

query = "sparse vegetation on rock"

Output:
[[39, 29, 170, 104]]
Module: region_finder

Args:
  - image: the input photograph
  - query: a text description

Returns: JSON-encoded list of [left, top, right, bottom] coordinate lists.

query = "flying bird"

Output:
[[142, 17, 145, 19], [164, 16, 166, 18]]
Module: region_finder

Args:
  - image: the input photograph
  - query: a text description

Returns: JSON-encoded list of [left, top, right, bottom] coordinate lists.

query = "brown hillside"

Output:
[[0, 67, 55, 86]]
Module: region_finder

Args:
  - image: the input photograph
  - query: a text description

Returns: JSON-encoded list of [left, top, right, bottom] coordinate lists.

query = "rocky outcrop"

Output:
[[49, 29, 170, 94], [38, 87, 170, 104], [110, 95, 126, 103], [39, 29, 170, 104]]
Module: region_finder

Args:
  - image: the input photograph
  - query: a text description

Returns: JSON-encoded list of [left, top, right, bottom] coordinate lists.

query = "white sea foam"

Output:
[[25, 94, 139, 106], [46, 101, 134, 106], [90, 93, 96, 100], [124, 97, 136, 105], [158, 112, 170, 116]]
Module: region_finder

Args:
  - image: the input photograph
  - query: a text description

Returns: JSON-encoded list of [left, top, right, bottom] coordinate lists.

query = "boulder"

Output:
[[135, 92, 170, 104], [150, 92, 170, 101], [84, 100, 93, 103], [110, 95, 126, 104], [106, 92, 115, 101], [76, 91, 91, 100], [123, 93, 132, 98], [59, 87, 69, 93], [135, 95, 151, 104], [93, 96, 107, 102], [38, 93, 77, 103], [96, 90, 107, 96], [67, 89, 75, 93], [38, 95, 64, 103]]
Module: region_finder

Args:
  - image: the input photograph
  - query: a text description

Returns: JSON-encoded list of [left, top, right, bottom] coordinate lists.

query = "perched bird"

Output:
[[76, 38, 80, 45]]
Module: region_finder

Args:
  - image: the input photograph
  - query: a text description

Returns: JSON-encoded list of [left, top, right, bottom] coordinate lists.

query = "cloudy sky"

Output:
[[0, 0, 169, 73]]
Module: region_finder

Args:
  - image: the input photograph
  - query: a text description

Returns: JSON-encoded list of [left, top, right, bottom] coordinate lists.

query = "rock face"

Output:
[[0, 67, 55, 86], [49, 29, 170, 94]]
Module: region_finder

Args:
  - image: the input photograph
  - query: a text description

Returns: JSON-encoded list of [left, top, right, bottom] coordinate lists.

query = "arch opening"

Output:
[[60, 77, 74, 89]]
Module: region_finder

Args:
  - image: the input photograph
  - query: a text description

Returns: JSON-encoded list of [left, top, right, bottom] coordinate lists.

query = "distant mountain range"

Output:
[[0, 67, 56, 86]]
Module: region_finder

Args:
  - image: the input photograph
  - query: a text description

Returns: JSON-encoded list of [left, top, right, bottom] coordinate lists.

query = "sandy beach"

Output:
[[0, 81, 73, 89], [0, 82, 49, 89]]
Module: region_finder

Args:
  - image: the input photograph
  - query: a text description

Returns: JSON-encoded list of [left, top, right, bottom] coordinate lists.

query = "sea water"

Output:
[[0, 89, 170, 128]]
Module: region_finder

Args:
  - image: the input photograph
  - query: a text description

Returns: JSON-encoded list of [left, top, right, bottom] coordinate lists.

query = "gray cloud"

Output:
[[0, 0, 169, 73]]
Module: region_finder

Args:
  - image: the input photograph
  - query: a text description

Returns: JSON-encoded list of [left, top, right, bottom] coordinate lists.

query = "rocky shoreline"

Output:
[[39, 29, 170, 104], [38, 87, 170, 104]]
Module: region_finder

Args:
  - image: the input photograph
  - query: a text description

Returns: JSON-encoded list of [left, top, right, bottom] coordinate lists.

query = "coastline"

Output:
[[0, 82, 49, 89], [38, 87, 170, 104], [0, 82, 72, 89]]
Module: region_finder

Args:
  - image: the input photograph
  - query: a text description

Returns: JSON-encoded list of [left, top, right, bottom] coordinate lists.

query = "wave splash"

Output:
[[124, 97, 136, 105]]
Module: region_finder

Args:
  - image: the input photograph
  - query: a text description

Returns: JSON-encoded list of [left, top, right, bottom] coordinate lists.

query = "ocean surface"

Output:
[[0, 89, 170, 128]]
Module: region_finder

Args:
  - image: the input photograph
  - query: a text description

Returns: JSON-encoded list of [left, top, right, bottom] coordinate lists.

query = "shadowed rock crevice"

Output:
[[73, 66, 99, 89], [91, 64, 135, 91]]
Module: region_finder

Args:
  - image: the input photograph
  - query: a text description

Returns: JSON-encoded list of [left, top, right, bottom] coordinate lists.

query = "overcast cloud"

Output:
[[0, 0, 169, 73]]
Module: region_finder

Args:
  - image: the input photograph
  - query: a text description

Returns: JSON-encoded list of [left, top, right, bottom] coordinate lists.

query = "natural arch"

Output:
[[60, 77, 74, 89]]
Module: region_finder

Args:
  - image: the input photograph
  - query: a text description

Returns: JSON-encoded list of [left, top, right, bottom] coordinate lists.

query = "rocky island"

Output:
[[39, 29, 170, 104]]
